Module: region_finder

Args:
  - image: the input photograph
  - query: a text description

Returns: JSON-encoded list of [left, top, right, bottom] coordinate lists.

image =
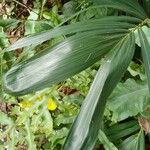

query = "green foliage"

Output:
[[63, 32, 135, 149], [118, 130, 145, 150], [127, 61, 145, 80], [0, 27, 9, 49], [104, 120, 140, 142], [0, 111, 13, 125], [107, 79, 150, 122], [138, 27, 150, 90], [65, 67, 97, 95], [98, 130, 118, 150], [1, 0, 150, 149]]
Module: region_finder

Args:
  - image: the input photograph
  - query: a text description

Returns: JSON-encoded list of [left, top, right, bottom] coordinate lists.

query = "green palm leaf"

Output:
[[4, 16, 139, 95], [105, 120, 140, 142], [6, 16, 140, 51], [63, 33, 135, 150], [94, 0, 147, 19], [98, 130, 118, 150], [138, 28, 150, 90], [142, 0, 150, 16]]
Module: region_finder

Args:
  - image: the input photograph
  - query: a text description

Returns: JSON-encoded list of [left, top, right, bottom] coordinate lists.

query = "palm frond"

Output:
[[63, 33, 135, 150]]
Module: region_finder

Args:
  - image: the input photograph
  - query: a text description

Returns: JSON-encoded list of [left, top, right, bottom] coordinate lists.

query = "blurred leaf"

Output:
[[7, 128, 16, 150], [49, 128, 69, 149], [107, 79, 150, 122], [65, 68, 97, 95], [138, 27, 150, 91], [25, 119, 37, 150], [25, 21, 52, 35], [0, 27, 9, 49], [118, 130, 145, 150], [127, 61, 145, 80], [63, 1, 76, 18], [30, 105, 53, 136], [105, 120, 140, 142], [62, 94, 84, 105], [0, 19, 19, 29], [43, 5, 61, 26], [142, 0, 150, 16], [93, 0, 146, 19], [28, 10, 39, 20], [54, 114, 75, 126], [0, 111, 13, 125], [42, 109, 53, 135], [98, 130, 118, 150], [134, 26, 150, 47]]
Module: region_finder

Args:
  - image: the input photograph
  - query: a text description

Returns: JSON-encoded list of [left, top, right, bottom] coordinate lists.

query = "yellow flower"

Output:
[[47, 98, 57, 111], [19, 100, 33, 108]]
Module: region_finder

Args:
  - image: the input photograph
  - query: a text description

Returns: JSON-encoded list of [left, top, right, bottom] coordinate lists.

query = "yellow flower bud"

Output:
[[47, 98, 57, 111]]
